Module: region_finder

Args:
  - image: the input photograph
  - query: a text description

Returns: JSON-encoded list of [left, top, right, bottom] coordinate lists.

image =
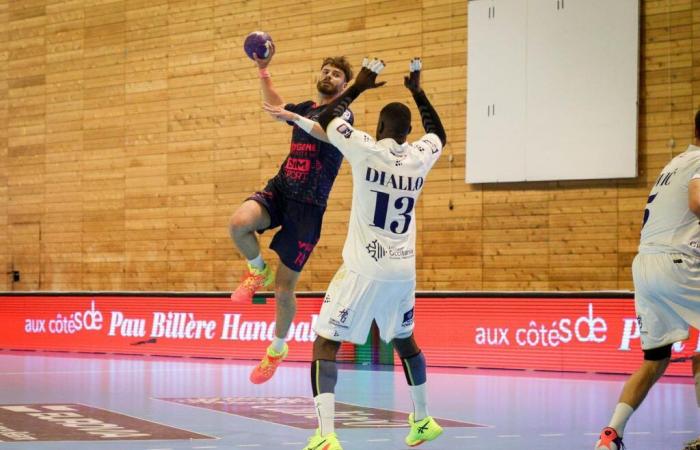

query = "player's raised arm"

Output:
[[253, 42, 285, 107], [404, 58, 446, 147], [318, 57, 386, 131]]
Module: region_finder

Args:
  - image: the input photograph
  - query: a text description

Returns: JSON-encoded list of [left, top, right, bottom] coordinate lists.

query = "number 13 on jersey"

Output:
[[370, 190, 415, 235]]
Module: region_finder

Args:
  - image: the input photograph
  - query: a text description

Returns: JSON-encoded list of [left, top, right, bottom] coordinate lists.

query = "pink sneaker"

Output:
[[595, 427, 625, 450], [231, 264, 274, 303], [249, 344, 288, 384]]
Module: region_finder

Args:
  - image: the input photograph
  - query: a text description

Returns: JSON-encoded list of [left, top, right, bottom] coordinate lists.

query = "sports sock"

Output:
[[402, 352, 428, 421], [409, 383, 429, 421], [608, 402, 634, 436], [270, 337, 286, 354], [311, 360, 338, 436], [314, 393, 335, 436], [247, 254, 265, 271]]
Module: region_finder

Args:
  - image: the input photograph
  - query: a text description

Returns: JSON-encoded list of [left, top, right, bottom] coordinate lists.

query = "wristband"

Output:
[[293, 115, 315, 133], [258, 68, 270, 79]]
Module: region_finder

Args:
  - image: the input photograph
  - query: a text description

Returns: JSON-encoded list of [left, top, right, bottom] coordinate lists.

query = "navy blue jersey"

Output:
[[269, 101, 354, 206]]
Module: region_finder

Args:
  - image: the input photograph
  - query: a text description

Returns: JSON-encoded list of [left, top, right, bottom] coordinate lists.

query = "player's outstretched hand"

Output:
[[404, 57, 422, 94], [262, 102, 295, 122], [353, 57, 387, 92], [253, 41, 275, 69]]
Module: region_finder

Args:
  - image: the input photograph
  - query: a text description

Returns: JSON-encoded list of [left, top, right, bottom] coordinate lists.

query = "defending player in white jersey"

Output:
[[595, 110, 700, 450], [293, 57, 446, 450]]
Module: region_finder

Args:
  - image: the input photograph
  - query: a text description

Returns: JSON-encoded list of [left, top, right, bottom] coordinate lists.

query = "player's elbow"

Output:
[[438, 132, 447, 147]]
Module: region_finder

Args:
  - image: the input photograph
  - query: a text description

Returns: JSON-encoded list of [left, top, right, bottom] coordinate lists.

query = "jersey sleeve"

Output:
[[284, 102, 312, 126], [412, 133, 444, 169], [326, 117, 375, 165]]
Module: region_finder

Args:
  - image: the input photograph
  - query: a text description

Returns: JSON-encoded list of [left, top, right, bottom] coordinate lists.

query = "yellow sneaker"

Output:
[[405, 413, 443, 447], [302, 429, 343, 450], [231, 263, 274, 303], [249, 343, 288, 384]]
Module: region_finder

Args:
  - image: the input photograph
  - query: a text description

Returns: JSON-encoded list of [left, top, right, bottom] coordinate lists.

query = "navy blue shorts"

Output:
[[247, 181, 325, 272]]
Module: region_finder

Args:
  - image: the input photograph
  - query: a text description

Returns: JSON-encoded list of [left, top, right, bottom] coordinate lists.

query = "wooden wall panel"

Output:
[[0, 0, 699, 292]]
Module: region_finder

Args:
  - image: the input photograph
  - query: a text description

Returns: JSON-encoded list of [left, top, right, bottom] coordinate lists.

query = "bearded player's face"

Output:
[[316, 64, 346, 96]]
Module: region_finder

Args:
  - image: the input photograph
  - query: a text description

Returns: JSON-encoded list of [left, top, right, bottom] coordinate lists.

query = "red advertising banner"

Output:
[[0, 296, 323, 361], [410, 296, 697, 377], [0, 294, 695, 376]]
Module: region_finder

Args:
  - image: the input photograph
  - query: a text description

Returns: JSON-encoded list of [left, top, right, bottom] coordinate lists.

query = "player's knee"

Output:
[[274, 273, 299, 297], [313, 336, 340, 360], [393, 334, 420, 359], [643, 344, 672, 362], [229, 211, 251, 236], [274, 284, 296, 302]]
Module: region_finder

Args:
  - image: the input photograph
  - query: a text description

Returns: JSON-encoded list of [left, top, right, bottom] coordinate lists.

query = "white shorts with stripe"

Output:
[[314, 265, 416, 345], [633, 252, 700, 350]]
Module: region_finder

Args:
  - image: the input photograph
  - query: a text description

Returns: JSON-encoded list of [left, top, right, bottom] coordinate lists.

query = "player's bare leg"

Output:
[[595, 353, 670, 450], [249, 263, 300, 384], [229, 200, 275, 302], [229, 200, 270, 258], [619, 357, 670, 408]]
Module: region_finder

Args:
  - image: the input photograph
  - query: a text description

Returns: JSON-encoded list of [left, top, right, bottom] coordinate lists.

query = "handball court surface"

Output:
[[0, 351, 697, 450]]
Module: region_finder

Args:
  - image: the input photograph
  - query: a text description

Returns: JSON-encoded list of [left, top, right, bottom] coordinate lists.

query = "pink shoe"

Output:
[[249, 344, 288, 384], [595, 427, 625, 450], [231, 264, 273, 303]]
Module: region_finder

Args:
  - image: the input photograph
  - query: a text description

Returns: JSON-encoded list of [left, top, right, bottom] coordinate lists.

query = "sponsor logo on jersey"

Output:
[[366, 240, 386, 262], [330, 307, 353, 328], [336, 123, 353, 139], [366, 240, 414, 261], [290, 142, 317, 154], [402, 308, 414, 327], [388, 247, 414, 259], [423, 138, 440, 154]]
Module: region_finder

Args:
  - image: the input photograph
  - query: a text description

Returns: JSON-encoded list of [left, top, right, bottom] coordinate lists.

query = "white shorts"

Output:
[[314, 265, 416, 345], [633, 252, 700, 350]]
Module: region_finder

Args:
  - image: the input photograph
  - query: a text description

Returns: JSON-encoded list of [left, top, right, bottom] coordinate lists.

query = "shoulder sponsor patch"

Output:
[[423, 138, 440, 154], [336, 123, 353, 139]]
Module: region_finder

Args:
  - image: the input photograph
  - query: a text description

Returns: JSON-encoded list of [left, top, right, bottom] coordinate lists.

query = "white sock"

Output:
[[270, 337, 286, 353], [608, 402, 634, 436], [314, 393, 335, 436], [695, 371, 700, 407], [247, 254, 265, 270], [409, 383, 429, 421]]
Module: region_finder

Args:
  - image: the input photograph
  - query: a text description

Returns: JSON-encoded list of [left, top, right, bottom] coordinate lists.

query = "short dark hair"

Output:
[[379, 102, 412, 136], [321, 56, 353, 82], [696, 109, 700, 139]]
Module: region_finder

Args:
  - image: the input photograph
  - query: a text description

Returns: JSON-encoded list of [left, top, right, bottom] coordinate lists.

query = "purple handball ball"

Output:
[[243, 31, 272, 60]]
